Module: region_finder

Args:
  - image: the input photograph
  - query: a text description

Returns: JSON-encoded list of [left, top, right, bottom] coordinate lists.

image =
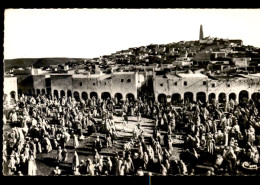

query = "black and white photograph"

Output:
[[2, 8, 260, 176]]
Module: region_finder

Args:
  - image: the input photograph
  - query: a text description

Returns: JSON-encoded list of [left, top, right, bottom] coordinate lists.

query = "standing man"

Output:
[[93, 136, 102, 152]]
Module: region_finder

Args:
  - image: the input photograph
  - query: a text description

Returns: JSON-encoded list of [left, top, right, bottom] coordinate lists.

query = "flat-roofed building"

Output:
[[3, 76, 18, 107], [153, 71, 260, 105], [23, 71, 147, 102]]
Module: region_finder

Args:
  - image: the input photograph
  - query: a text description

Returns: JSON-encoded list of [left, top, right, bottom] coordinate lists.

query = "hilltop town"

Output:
[[4, 25, 260, 105], [5, 30, 260, 75]]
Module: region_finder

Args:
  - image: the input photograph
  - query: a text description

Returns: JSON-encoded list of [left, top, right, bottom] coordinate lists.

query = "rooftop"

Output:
[[242, 73, 260, 78], [72, 74, 100, 78], [177, 73, 207, 78], [113, 71, 136, 75], [209, 74, 248, 80], [166, 74, 181, 79], [250, 73, 260, 77], [50, 74, 72, 76]]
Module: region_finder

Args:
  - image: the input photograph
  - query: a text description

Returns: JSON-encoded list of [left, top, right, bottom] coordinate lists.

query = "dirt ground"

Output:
[[3, 113, 184, 176]]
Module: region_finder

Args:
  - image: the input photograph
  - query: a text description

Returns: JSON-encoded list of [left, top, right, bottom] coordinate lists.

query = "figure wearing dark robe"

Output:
[[93, 136, 102, 152]]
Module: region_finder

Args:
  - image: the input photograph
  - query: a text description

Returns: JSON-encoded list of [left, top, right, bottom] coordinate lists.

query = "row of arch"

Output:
[[3, 91, 17, 101], [19, 88, 136, 103], [16, 88, 260, 105], [19, 89, 136, 102], [158, 91, 260, 104], [53, 90, 135, 102], [23, 89, 46, 96]]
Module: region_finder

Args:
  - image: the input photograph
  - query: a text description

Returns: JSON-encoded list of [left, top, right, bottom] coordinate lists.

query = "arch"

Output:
[[47, 88, 52, 96], [126, 93, 135, 102], [60, 90, 65, 98], [42, 89, 46, 95], [101, 92, 111, 100], [90, 92, 98, 99], [158, 94, 167, 104], [73, 91, 80, 102], [18, 89, 22, 96], [239, 90, 249, 104], [229, 93, 236, 101], [115, 93, 123, 104], [28, 89, 32, 96], [184, 92, 193, 103], [67, 90, 72, 97], [36, 89, 41, 95], [32, 88, 35, 95], [208, 93, 216, 104], [251, 92, 260, 103], [196, 92, 206, 103], [81, 92, 88, 100], [148, 96, 155, 103], [218, 93, 226, 103], [54, 90, 59, 98], [10, 91, 16, 99], [171, 93, 181, 105]]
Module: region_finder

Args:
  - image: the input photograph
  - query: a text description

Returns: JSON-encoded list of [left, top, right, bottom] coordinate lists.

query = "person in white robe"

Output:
[[23, 144, 30, 161], [31, 142, 37, 158], [168, 137, 174, 155], [86, 158, 95, 176], [206, 134, 215, 155], [143, 152, 149, 170], [246, 125, 255, 145], [72, 151, 80, 171], [35, 138, 42, 153], [11, 111, 18, 124], [57, 146, 63, 163], [3, 114, 7, 125], [8, 154, 17, 175], [223, 128, 229, 146], [73, 134, 79, 149], [28, 154, 37, 176], [106, 157, 113, 174], [119, 162, 125, 176], [31, 118, 37, 127], [137, 111, 141, 123], [180, 160, 188, 175], [97, 155, 104, 174], [17, 128, 25, 142], [115, 158, 123, 176], [73, 167, 81, 175], [52, 166, 61, 176], [43, 136, 52, 153]]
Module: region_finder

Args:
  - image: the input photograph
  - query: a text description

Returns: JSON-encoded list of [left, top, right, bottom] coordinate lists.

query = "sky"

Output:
[[4, 9, 260, 59]]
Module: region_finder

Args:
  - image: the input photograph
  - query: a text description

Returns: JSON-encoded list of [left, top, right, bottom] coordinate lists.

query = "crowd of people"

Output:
[[182, 97, 260, 175], [2, 92, 260, 176]]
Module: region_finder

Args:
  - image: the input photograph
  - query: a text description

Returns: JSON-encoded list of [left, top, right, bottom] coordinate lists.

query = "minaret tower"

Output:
[[199, 25, 204, 40]]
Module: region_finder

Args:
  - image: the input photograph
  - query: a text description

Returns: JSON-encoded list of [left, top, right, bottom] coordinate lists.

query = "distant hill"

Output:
[[4, 58, 38, 70], [4, 57, 90, 71]]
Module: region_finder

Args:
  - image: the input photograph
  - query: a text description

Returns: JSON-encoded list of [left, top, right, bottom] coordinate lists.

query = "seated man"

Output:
[[52, 166, 61, 176]]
